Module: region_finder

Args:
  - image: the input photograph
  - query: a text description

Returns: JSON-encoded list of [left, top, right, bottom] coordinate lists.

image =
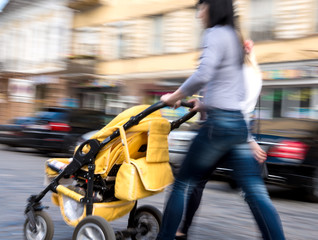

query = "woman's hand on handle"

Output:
[[160, 89, 185, 107], [187, 98, 204, 112]]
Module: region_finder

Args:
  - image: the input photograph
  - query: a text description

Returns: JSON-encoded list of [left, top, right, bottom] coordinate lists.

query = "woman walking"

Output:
[[156, 0, 285, 239], [174, 41, 284, 240]]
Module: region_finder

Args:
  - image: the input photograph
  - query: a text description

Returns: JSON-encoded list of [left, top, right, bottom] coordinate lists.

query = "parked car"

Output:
[[0, 116, 36, 147], [256, 131, 318, 202], [25, 107, 116, 154], [0, 107, 115, 155], [168, 125, 318, 202]]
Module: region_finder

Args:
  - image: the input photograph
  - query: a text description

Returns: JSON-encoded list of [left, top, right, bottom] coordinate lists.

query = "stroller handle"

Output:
[[69, 101, 197, 158], [121, 100, 196, 131], [170, 101, 197, 130], [99, 100, 196, 148]]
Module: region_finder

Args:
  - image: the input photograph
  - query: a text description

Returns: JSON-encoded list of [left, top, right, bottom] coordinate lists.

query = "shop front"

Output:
[[256, 60, 318, 138]]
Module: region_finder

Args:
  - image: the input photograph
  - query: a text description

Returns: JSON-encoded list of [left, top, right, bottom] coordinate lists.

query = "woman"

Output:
[[174, 41, 285, 240], [156, 1, 285, 239]]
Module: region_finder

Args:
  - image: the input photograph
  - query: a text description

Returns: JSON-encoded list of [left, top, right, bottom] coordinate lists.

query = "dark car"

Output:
[[255, 122, 318, 202], [2, 107, 114, 154], [168, 122, 318, 202], [0, 116, 36, 147]]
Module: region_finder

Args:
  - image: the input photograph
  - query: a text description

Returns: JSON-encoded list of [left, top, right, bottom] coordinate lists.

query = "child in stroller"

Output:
[[23, 101, 196, 240]]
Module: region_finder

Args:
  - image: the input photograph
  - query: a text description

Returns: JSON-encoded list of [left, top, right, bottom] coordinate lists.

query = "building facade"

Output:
[[68, 0, 318, 119], [1, 0, 318, 124], [0, 0, 73, 123], [68, 0, 202, 116]]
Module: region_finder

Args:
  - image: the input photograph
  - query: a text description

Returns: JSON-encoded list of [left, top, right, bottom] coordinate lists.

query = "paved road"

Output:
[[1, 144, 318, 240]]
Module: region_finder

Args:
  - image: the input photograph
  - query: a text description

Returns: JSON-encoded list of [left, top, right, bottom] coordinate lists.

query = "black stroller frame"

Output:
[[24, 101, 196, 240]]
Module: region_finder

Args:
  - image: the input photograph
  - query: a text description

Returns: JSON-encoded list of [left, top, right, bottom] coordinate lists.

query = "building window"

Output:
[[257, 87, 317, 120], [248, 0, 275, 41], [150, 15, 164, 54], [257, 88, 275, 119], [116, 23, 128, 58], [317, 0, 318, 32], [274, 1, 313, 39], [112, 21, 134, 59], [164, 9, 201, 53], [83, 93, 104, 110], [74, 27, 100, 57]]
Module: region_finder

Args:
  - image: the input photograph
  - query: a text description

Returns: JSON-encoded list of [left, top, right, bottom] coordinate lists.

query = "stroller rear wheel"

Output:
[[23, 211, 54, 240], [132, 205, 162, 240], [72, 215, 115, 240]]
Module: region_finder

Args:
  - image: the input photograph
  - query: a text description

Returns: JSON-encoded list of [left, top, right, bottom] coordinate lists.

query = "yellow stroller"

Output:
[[23, 101, 196, 240]]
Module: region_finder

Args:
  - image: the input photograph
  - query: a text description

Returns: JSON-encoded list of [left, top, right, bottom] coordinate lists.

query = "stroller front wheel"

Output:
[[23, 211, 54, 240], [72, 215, 115, 240]]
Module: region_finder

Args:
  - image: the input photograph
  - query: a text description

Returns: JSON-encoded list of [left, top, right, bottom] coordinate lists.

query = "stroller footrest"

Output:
[[46, 158, 71, 177], [56, 185, 84, 202]]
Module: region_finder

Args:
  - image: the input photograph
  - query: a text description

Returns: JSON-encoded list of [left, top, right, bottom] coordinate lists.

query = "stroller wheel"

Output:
[[23, 211, 54, 240], [72, 216, 115, 240], [132, 205, 162, 240]]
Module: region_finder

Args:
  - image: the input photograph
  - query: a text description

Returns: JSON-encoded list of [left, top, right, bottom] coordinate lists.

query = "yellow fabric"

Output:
[[56, 185, 135, 226], [92, 200, 136, 222], [79, 105, 163, 175], [115, 160, 155, 201], [58, 192, 135, 226], [132, 157, 173, 191], [114, 119, 174, 201], [146, 118, 170, 163], [115, 157, 174, 201], [82, 115, 171, 176], [51, 193, 59, 206]]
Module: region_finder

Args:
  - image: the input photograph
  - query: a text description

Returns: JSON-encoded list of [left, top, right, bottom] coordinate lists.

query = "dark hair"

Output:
[[197, 0, 235, 28]]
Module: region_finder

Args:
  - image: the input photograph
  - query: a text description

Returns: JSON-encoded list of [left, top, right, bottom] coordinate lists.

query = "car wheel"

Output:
[[72, 216, 115, 240], [131, 205, 162, 240], [24, 211, 54, 240], [228, 178, 238, 190], [305, 167, 318, 202], [63, 135, 78, 156]]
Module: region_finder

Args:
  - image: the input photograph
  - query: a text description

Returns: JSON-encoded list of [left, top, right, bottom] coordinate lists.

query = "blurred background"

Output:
[[0, 0, 317, 123], [1, 2, 318, 238], [1, 0, 318, 154]]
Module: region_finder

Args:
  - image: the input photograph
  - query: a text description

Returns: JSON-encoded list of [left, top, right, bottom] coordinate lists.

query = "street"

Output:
[[1, 144, 318, 240]]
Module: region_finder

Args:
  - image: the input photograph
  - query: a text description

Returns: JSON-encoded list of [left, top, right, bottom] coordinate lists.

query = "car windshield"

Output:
[[35, 111, 68, 122]]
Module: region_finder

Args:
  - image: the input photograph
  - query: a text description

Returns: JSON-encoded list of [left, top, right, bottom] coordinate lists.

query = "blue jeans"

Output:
[[156, 109, 285, 240], [228, 144, 285, 240]]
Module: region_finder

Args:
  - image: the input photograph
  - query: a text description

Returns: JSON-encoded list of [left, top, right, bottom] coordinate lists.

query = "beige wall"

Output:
[[74, 0, 318, 76], [255, 35, 318, 64], [274, 0, 316, 39], [69, 0, 318, 107], [96, 52, 199, 75], [73, 0, 196, 28]]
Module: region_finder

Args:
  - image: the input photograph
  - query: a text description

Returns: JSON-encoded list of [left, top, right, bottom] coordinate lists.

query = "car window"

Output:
[[11, 117, 36, 125], [35, 111, 69, 122], [69, 111, 109, 128]]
